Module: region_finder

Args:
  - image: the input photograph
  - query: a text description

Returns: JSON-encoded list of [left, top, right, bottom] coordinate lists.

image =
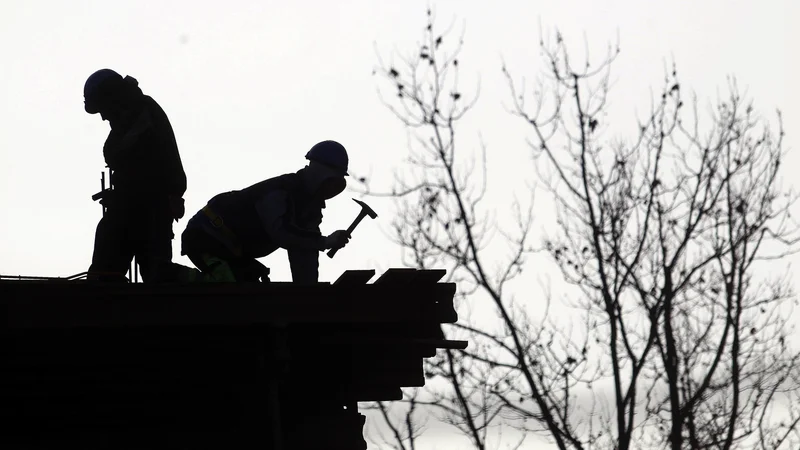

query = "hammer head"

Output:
[[352, 198, 378, 219]]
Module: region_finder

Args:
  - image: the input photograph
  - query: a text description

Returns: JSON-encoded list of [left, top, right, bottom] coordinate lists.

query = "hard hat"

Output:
[[84, 69, 123, 114], [305, 140, 349, 176]]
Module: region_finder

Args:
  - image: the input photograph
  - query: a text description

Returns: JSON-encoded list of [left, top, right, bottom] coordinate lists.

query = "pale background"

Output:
[[1, 1, 798, 448]]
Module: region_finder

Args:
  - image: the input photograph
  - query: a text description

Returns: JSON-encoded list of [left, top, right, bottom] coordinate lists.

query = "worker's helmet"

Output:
[[305, 140, 349, 176], [83, 69, 124, 114]]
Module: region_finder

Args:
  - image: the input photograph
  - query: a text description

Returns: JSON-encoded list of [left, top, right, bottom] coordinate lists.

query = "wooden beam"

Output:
[[332, 270, 376, 286]]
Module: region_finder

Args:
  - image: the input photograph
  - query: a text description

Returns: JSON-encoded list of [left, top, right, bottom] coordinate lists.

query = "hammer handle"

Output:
[[327, 213, 366, 258], [346, 213, 366, 235]]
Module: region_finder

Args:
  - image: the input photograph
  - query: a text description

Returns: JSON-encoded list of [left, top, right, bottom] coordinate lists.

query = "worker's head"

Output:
[[83, 69, 143, 124], [304, 140, 348, 200]]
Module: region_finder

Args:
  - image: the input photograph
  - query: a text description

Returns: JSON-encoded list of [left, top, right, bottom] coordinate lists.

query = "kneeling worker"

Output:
[[175, 140, 352, 284]]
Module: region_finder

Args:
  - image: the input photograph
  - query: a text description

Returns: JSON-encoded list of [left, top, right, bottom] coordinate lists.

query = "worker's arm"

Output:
[[153, 109, 186, 219], [147, 97, 187, 198], [255, 191, 328, 251], [287, 248, 319, 284]]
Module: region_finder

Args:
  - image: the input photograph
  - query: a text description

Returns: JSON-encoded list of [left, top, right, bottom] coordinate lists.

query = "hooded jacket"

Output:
[[103, 79, 186, 208]]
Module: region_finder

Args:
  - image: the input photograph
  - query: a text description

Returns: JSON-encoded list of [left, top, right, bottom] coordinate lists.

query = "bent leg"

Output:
[[194, 253, 238, 282], [150, 252, 237, 283], [135, 209, 174, 283], [88, 214, 133, 282], [229, 258, 270, 282]]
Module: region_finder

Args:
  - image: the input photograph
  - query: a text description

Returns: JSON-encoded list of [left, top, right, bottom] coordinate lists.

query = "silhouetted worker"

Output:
[[84, 69, 187, 282], [174, 140, 351, 284]]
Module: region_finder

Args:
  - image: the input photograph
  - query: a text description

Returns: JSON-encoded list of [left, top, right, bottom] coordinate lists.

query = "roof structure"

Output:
[[0, 268, 465, 450]]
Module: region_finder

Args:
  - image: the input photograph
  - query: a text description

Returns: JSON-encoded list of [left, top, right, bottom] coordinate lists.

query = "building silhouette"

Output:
[[1, 268, 464, 449]]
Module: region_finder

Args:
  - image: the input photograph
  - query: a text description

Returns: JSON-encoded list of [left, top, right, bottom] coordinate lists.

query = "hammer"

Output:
[[327, 198, 378, 258]]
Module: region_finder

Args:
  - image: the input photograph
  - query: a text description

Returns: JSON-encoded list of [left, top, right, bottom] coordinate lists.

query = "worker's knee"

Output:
[[147, 261, 203, 283], [201, 255, 238, 282], [147, 254, 238, 283]]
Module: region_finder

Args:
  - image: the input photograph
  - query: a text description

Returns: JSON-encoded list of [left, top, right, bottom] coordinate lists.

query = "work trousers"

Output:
[[89, 204, 173, 282], [179, 226, 270, 283]]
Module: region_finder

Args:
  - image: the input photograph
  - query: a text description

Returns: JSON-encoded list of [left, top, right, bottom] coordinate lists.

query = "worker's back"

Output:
[[184, 172, 321, 259], [104, 95, 186, 207]]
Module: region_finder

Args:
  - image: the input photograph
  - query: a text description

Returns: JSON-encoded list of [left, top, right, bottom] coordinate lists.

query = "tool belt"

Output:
[[201, 206, 244, 257]]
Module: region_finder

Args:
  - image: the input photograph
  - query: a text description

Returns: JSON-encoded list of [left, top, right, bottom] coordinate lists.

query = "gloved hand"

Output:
[[324, 230, 350, 250], [95, 189, 118, 208], [169, 195, 185, 221]]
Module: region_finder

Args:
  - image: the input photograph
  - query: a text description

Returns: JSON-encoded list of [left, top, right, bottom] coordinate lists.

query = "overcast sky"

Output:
[[1, 0, 798, 448]]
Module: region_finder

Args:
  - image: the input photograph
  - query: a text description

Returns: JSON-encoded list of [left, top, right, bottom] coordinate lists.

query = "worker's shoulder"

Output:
[[259, 172, 302, 188], [140, 94, 159, 110], [140, 95, 172, 121], [274, 172, 302, 188], [241, 172, 301, 198]]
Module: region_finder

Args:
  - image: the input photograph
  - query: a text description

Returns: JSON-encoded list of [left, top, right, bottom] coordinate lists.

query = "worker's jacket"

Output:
[[182, 168, 329, 283], [103, 92, 186, 212]]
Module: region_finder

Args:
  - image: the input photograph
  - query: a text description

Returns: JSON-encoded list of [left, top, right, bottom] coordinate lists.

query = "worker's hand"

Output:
[[324, 230, 350, 250], [97, 190, 118, 208], [169, 195, 185, 221]]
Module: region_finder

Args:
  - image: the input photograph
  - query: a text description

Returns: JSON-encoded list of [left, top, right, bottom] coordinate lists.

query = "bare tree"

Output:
[[503, 32, 800, 450], [364, 390, 425, 450], [366, 10, 800, 450], [363, 8, 533, 450]]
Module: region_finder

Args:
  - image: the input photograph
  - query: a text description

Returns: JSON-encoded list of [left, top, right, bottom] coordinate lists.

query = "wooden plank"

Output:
[[411, 269, 447, 284], [363, 337, 468, 350], [332, 270, 375, 286], [373, 268, 419, 285], [1, 284, 458, 329], [310, 334, 467, 351], [352, 387, 403, 402], [373, 268, 447, 286]]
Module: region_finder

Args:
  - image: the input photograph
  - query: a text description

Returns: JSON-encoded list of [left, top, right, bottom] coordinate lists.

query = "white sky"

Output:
[[1, 1, 798, 448]]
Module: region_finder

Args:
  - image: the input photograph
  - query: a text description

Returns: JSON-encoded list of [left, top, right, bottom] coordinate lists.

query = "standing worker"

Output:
[[84, 69, 187, 282], [162, 140, 352, 284]]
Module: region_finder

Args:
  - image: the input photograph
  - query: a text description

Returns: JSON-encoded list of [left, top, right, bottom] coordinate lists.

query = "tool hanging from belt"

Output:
[[201, 206, 244, 257]]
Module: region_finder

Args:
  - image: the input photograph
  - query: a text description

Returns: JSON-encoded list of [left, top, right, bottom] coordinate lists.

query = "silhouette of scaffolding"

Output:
[[1, 268, 465, 449]]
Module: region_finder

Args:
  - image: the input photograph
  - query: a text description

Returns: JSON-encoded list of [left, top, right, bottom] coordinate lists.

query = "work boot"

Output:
[[236, 260, 271, 283]]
